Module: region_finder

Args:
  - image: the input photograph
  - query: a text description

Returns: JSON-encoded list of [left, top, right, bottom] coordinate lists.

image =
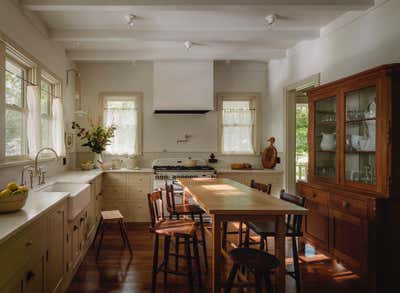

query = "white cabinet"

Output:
[[102, 172, 152, 222], [46, 201, 67, 293], [24, 256, 45, 293]]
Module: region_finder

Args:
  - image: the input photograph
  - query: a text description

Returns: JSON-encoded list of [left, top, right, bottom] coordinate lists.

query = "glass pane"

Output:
[[40, 80, 50, 114], [296, 104, 308, 181], [5, 109, 24, 156], [5, 60, 24, 107], [345, 86, 376, 184], [315, 96, 336, 178], [41, 117, 49, 147]]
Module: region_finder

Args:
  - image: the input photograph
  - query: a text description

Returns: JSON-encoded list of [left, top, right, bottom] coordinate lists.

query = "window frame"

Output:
[[217, 92, 261, 155], [4, 55, 29, 161], [99, 92, 143, 156]]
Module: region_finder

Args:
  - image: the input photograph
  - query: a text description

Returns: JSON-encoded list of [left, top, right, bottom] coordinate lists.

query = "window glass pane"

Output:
[[5, 60, 24, 107], [104, 98, 137, 155], [222, 100, 255, 153], [40, 80, 50, 114], [5, 109, 24, 156], [41, 117, 49, 147]]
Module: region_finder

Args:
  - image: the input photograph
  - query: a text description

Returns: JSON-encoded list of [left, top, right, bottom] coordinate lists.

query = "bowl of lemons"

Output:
[[0, 182, 29, 213], [81, 160, 95, 171]]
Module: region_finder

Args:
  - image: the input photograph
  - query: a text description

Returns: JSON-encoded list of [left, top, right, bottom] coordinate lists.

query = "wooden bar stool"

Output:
[[225, 248, 280, 293], [165, 183, 209, 272], [244, 190, 305, 293], [94, 210, 133, 258], [148, 189, 202, 293]]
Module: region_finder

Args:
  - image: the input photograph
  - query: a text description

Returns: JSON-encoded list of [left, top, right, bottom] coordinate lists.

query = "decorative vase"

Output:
[[94, 152, 103, 169], [320, 132, 336, 151]]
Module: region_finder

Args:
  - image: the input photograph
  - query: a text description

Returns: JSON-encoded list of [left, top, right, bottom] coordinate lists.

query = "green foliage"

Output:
[[296, 104, 309, 156], [72, 121, 116, 154]]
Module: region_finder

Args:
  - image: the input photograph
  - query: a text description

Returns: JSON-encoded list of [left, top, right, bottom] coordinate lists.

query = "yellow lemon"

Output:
[[7, 182, 18, 191], [12, 190, 22, 196], [18, 186, 28, 192], [0, 189, 11, 197]]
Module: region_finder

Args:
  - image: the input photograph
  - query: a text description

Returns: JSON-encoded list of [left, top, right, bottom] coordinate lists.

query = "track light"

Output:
[[265, 14, 277, 27], [184, 41, 192, 50], [125, 14, 136, 28]]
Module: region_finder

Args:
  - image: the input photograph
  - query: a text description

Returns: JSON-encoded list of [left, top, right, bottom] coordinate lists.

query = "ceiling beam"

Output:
[[22, 0, 374, 11], [66, 48, 286, 61]]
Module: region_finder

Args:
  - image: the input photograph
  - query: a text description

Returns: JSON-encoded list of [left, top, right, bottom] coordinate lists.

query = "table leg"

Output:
[[275, 215, 286, 293], [212, 215, 222, 293]]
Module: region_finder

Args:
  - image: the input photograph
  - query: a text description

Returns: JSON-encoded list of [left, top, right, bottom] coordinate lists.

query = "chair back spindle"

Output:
[[250, 180, 272, 194], [165, 183, 177, 210], [279, 189, 305, 234], [147, 189, 165, 227]]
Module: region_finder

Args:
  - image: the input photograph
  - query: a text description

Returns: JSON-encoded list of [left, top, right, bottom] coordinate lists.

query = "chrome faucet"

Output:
[[34, 147, 59, 186]]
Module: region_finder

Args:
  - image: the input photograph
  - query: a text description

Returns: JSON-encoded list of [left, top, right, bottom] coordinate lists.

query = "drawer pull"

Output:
[[342, 201, 350, 208], [312, 192, 317, 198], [26, 270, 35, 282], [74, 225, 78, 231], [25, 240, 33, 247]]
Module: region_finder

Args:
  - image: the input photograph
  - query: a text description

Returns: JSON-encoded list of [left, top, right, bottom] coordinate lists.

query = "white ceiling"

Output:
[[20, 0, 374, 61]]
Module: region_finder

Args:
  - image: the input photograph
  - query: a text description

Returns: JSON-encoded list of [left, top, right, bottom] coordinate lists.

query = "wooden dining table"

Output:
[[178, 178, 308, 293]]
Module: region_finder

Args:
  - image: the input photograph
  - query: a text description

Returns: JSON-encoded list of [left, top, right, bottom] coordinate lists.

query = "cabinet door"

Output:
[[71, 220, 80, 268], [310, 94, 339, 183], [24, 257, 45, 293], [1, 275, 22, 293], [329, 208, 367, 274], [86, 181, 97, 237], [303, 200, 330, 251], [46, 205, 66, 293]]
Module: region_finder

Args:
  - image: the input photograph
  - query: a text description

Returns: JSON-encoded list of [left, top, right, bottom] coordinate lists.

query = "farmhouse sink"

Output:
[[41, 182, 91, 220]]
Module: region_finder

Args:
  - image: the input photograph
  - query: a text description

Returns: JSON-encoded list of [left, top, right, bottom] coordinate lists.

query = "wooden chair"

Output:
[[148, 189, 202, 293], [94, 210, 133, 258], [165, 183, 209, 272], [224, 248, 279, 293], [244, 190, 305, 293]]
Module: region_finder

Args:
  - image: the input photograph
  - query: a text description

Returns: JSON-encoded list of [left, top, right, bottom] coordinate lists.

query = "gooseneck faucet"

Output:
[[34, 147, 59, 186]]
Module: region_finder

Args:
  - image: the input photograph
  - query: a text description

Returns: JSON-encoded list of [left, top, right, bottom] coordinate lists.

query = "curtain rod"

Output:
[[2, 67, 63, 99]]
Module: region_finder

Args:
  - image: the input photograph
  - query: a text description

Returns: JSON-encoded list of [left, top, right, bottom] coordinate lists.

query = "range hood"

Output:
[[153, 61, 214, 114]]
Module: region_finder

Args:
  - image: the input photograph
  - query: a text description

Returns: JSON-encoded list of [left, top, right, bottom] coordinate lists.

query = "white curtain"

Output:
[[27, 85, 41, 159], [104, 97, 138, 155], [222, 100, 255, 154], [52, 98, 66, 156]]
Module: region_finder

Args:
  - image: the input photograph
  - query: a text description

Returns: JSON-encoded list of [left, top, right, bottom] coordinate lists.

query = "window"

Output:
[[5, 58, 28, 159], [103, 95, 141, 155], [219, 95, 258, 154], [40, 77, 54, 148]]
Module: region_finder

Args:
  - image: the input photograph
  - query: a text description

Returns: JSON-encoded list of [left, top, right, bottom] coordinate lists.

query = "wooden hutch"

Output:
[[297, 64, 400, 292]]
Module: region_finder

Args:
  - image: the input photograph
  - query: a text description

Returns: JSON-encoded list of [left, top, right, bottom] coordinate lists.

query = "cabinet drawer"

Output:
[[0, 218, 46, 287], [127, 174, 151, 186], [300, 185, 329, 205], [102, 185, 127, 200], [103, 173, 127, 185], [329, 194, 368, 218]]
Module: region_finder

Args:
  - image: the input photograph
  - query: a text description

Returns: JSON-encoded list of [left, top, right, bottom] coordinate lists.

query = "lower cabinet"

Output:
[[24, 256, 45, 293], [303, 200, 330, 251]]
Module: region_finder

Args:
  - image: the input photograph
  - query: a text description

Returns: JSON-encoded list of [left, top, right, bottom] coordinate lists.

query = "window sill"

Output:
[[219, 152, 260, 156]]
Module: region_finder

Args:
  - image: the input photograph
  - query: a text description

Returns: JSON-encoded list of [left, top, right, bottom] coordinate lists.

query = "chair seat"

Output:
[[168, 204, 205, 215], [229, 248, 280, 271], [151, 219, 198, 237], [247, 221, 303, 237]]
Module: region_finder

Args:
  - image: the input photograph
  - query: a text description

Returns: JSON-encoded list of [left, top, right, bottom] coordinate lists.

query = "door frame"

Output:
[[284, 74, 320, 193]]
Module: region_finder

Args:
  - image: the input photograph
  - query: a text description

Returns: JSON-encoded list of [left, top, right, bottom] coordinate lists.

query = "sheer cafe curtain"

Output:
[[222, 100, 255, 154], [104, 97, 138, 155], [27, 85, 41, 159], [52, 97, 66, 156]]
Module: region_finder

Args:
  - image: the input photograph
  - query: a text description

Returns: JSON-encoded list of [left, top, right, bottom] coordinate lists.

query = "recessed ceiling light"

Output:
[[265, 14, 277, 27], [125, 14, 136, 28], [184, 41, 192, 50]]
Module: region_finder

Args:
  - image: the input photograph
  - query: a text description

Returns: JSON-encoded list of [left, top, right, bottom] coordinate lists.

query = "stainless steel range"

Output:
[[152, 158, 216, 220]]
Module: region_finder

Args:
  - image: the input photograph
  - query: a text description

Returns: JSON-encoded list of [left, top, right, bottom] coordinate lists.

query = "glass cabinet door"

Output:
[[345, 86, 376, 185], [315, 96, 337, 179]]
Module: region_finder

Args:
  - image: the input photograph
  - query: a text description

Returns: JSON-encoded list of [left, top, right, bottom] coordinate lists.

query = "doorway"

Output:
[[284, 74, 320, 193]]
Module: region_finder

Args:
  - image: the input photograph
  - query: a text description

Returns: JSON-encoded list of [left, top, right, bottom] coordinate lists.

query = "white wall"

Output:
[[77, 60, 270, 168], [0, 0, 75, 187], [265, 0, 400, 149]]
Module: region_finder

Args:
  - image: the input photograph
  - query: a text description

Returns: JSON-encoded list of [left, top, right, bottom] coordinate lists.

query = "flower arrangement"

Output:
[[72, 121, 116, 154]]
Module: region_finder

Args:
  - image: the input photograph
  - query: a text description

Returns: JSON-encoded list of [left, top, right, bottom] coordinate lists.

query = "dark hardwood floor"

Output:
[[68, 222, 363, 292]]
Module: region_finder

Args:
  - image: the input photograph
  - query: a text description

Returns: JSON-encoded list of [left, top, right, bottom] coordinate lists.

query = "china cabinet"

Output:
[[298, 64, 400, 292]]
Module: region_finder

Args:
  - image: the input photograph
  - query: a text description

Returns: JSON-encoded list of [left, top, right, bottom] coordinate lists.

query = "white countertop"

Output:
[[0, 191, 69, 245], [104, 168, 153, 173], [217, 169, 283, 174]]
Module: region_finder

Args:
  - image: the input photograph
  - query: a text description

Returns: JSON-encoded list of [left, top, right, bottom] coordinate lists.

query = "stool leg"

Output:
[[292, 236, 302, 293], [264, 272, 274, 293], [96, 223, 105, 259], [184, 237, 194, 293], [192, 234, 202, 288], [163, 236, 171, 286], [199, 213, 209, 273], [224, 264, 239, 293], [175, 236, 180, 272], [121, 221, 133, 256], [118, 220, 126, 248], [151, 234, 159, 293]]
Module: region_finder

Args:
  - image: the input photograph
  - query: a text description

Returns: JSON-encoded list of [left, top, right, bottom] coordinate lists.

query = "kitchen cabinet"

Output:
[[217, 171, 283, 196], [298, 64, 400, 292], [46, 201, 67, 293], [102, 172, 152, 222], [24, 256, 45, 293]]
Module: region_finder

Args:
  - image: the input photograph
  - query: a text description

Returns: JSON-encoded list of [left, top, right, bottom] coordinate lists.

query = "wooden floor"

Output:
[[68, 222, 363, 293]]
